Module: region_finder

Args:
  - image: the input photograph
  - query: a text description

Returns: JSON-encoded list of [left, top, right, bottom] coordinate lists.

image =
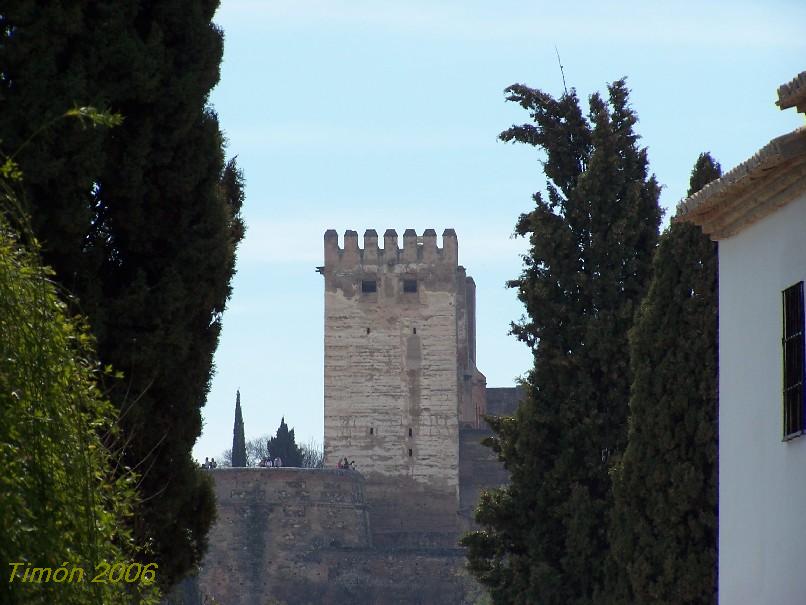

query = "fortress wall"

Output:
[[458, 428, 510, 526], [458, 389, 522, 527], [197, 468, 370, 605], [485, 386, 523, 420], [193, 468, 485, 605], [363, 476, 463, 548]]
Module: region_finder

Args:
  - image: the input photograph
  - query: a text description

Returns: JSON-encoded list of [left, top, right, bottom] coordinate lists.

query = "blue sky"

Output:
[[193, 0, 806, 462]]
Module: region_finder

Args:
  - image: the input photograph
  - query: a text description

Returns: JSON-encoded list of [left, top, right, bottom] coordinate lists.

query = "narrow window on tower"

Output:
[[403, 278, 417, 293], [362, 279, 377, 293], [408, 428, 413, 437], [412, 327, 417, 334], [370, 427, 374, 435], [408, 448, 413, 457], [783, 281, 805, 439]]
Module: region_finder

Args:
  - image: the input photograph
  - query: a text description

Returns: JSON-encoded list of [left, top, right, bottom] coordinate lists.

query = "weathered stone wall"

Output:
[[193, 468, 486, 605], [322, 229, 461, 503], [485, 386, 523, 419], [459, 388, 522, 527], [457, 273, 487, 429], [196, 468, 370, 604], [458, 428, 510, 526], [364, 476, 463, 548]]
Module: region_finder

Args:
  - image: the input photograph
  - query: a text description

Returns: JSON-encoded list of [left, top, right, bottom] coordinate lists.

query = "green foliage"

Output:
[[268, 418, 304, 468], [462, 79, 661, 603], [0, 220, 159, 605], [686, 153, 723, 198], [231, 391, 247, 467], [1, 157, 23, 181], [1, 2, 243, 589], [609, 153, 721, 604]]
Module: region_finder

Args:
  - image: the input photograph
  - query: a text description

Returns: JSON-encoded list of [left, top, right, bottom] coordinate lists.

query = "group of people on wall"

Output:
[[199, 455, 284, 468], [337, 457, 355, 470], [258, 456, 283, 467]]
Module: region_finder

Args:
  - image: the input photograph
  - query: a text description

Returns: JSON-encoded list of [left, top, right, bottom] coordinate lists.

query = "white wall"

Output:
[[719, 193, 806, 604]]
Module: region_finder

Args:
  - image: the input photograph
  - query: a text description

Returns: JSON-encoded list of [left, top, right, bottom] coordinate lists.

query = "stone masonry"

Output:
[[322, 228, 489, 548]]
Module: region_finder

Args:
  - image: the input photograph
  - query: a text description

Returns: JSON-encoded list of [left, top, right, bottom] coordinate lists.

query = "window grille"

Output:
[[783, 281, 805, 439], [403, 279, 417, 293], [361, 279, 377, 293]]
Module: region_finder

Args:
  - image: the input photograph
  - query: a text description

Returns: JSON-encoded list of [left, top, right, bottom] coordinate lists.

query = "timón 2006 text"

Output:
[[8, 562, 158, 584]]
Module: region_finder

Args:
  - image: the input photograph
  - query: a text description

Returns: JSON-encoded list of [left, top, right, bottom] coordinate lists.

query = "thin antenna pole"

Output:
[[554, 45, 568, 95]]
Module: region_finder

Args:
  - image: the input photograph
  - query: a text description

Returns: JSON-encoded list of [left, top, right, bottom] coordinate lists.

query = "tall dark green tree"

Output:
[[462, 79, 661, 604], [268, 417, 303, 468], [0, 1, 244, 589], [609, 153, 721, 604], [231, 391, 247, 468]]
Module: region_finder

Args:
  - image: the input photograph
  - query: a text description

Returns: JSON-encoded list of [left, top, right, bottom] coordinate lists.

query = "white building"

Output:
[[678, 71, 806, 604]]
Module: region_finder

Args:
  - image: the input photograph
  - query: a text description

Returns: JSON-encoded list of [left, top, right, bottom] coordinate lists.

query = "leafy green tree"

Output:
[[0, 2, 244, 589], [268, 418, 304, 467], [0, 215, 159, 605], [609, 153, 721, 604], [462, 79, 661, 604], [231, 391, 247, 467]]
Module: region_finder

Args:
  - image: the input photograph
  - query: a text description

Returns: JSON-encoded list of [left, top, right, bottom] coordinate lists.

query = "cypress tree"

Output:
[[0, 1, 244, 589], [462, 79, 661, 603], [0, 3, 110, 284], [268, 418, 304, 468], [231, 391, 247, 468], [609, 153, 721, 603]]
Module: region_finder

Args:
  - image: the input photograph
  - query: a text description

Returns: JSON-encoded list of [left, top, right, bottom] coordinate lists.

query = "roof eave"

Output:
[[675, 128, 806, 240]]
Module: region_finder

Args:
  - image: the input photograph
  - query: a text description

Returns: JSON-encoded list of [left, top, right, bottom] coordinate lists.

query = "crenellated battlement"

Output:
[[324, 228, 458, 268]]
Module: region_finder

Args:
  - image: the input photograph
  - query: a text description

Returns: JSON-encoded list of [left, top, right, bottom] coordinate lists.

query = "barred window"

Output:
[[783, 282, 805, 439], [361, 279, 377, 294], [403, 279, 417, 293]]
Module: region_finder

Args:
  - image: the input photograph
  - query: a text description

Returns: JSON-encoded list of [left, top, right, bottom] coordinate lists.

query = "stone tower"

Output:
[[189, 229, 521, 603], [321, 228, 486, 546]]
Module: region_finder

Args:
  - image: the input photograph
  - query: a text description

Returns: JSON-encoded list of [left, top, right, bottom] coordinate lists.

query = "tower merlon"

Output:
[[363, 228, 378, 249], [442, 229, 457, 264], [322, 228, 459, 267], [383, 229, 399, 263], [402, 229, 418, 262], [324, 229, 339, 265], [422, 229, 438, 262]]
